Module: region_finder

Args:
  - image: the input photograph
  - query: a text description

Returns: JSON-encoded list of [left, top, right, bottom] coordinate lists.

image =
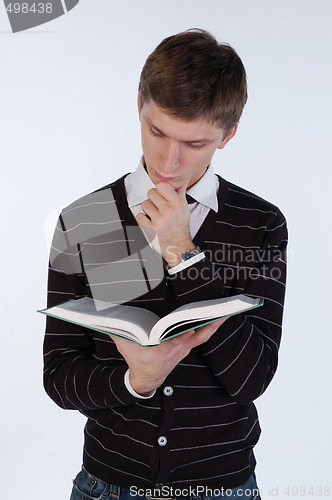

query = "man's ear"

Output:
[[217, 123, 239, 150], [137, 93, 142, 122]]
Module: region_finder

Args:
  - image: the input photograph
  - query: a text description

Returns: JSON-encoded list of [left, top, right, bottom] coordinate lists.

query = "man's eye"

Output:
[[189, 144, 205, 150], [149, 127, 163, 138]]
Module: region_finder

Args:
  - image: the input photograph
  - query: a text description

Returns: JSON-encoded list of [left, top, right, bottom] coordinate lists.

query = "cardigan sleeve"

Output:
[[170, 207, 288, 405], [43, 212, 145, 411], [201, 210, 287, 404]]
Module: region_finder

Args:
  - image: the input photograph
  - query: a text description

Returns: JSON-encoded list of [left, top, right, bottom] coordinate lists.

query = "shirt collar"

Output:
[[186, 163, 219, 212], [126, 157, 219, 212], [126, 158, 155, 208]]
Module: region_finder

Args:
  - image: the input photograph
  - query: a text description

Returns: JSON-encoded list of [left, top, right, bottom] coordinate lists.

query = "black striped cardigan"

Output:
[[43, 173, 287, 491]]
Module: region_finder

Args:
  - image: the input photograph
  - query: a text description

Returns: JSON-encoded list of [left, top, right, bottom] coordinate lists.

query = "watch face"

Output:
[[180, 246, 201, 263], [181, 247, 200, 262], [182, 251, 197, 261]]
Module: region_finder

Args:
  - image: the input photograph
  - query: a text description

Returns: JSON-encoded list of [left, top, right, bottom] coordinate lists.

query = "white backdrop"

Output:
[[1, 1, 331, 499]]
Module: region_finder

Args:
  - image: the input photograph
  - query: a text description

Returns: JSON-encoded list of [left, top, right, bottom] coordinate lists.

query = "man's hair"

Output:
[[138, 29, 247, 131]]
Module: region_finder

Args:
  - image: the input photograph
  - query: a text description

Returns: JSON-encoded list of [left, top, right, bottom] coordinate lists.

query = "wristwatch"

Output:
[[180, 246, 201, 263]]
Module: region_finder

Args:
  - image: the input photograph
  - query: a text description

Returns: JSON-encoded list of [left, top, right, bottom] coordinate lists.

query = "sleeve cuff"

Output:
[[167, 252, 206, 275], [124, 369, 156, 399]]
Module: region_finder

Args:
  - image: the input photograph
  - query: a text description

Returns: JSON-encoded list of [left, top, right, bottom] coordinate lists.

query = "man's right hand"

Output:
[[136, 181, 195, 268], [111, 318, 227, 396]]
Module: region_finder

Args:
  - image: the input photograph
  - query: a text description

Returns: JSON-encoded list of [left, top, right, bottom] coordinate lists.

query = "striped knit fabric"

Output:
[[43, 174, 287, 491]]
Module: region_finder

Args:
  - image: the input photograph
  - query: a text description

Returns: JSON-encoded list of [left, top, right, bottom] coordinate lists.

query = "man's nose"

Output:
[[162, 141, 180, 172]]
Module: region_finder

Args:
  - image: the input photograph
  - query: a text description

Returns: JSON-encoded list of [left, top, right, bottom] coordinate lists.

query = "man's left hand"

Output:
[[111, 318, 227, 397]]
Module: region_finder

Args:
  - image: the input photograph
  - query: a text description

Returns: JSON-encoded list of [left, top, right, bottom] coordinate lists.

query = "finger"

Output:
[[173, 329, 196, 343], [160, 329, 195, 351], [135, 214, 158, 240], [140, 199, 160, 219], [155, 181, 180, 202], [147, 188, 168, 210], [187, 320, 224, 347], [199, 318, 227, 333], [148, 189, 169, 212], [136, 212, 154, 228], [176, 180, 190, 200]]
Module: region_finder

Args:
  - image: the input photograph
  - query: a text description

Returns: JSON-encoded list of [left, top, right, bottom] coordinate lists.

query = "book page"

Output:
[[41, 298, 160, 344], [149, 295, 262, 343]]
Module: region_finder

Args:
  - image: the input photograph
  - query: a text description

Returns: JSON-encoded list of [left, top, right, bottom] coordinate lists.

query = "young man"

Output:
[[44, 29, 287, 500]]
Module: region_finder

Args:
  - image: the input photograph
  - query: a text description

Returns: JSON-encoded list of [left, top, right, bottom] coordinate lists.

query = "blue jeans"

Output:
[[70, 466, 262, 500]]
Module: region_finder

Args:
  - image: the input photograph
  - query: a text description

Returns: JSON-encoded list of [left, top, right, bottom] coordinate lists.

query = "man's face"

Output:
[[138, 98, 237, 189]]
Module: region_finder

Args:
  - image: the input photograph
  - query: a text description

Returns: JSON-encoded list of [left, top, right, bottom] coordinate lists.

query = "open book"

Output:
[[39, 294, 263, 346]]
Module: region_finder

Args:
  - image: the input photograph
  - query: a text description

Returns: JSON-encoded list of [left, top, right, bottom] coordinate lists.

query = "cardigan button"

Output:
[[163, 386, 173, 396], [158, 436, 167, 446]]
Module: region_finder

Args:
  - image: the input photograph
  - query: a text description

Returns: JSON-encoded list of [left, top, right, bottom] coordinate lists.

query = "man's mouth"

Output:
[[155, 171, 176, 182]]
